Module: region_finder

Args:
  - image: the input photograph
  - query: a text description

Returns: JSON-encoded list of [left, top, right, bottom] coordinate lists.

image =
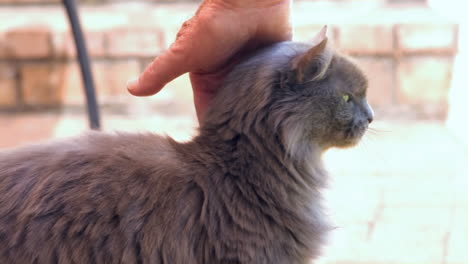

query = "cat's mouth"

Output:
[[340, 122, 368, 147]]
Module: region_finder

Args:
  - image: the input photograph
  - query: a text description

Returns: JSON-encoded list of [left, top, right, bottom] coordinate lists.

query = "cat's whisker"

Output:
[[367, 126, 391, 134], [358, 138, 371, 153], [361, 135, 373, 147], [365, 125, 392, 139], [365, 130, 380, 138], [364, 128, 383, 142]]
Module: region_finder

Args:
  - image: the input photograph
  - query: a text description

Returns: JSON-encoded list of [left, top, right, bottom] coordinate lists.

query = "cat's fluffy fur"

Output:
[[0, 32, 372, 264]]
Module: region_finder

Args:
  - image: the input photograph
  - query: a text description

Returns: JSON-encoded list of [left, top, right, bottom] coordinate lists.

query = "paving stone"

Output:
[[453, 170, 468, 207], [319, 225, 370, 264], [446, 209, 468, 264], [325, 178, 382, 226], [323, 121, 460, 179], [382, 177, 456, 207], [366, 207, 451, 264]]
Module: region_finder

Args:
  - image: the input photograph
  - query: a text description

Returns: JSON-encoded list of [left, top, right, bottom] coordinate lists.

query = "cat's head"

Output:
[[277, 27, 373, 153], [202, 26, 373, 154]]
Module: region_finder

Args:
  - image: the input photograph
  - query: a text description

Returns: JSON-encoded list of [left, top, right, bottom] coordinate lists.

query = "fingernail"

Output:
[[126, 77, 138, 91]]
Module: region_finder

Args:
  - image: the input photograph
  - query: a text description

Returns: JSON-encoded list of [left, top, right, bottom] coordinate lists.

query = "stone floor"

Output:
[[1, 112, 467, 264]]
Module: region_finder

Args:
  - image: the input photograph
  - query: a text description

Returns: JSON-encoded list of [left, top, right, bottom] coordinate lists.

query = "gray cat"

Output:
[[0, 28, 372, 264]]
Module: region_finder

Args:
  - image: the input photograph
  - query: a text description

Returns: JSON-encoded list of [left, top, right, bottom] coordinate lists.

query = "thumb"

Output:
[[127, 45, 190, 96]]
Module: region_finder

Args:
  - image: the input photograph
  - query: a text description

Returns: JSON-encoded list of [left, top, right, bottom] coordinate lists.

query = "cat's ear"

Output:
[[291, 26, 333, 83]]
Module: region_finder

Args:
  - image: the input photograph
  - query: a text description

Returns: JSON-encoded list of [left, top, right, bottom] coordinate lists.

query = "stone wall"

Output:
[[335, 24, 457, 119], [0, 1, 458, 119]]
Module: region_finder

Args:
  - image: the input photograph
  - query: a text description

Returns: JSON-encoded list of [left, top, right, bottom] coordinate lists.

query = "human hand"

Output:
[[127, 0, 292, 122]]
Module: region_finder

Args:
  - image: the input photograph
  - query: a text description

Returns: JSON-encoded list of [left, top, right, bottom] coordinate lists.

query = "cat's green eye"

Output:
[[342, 94, 350, 103]]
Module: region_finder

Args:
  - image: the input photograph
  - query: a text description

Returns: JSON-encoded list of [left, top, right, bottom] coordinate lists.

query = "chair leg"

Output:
[[62, 0, 101, 130]]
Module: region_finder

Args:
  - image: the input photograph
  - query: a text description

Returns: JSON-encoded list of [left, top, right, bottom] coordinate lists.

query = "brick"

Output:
[[397, 56, 452, 107], [93, 60, 141, 103], [145, 71, 195, 116], [7, 0, 59, 2], [352, 56, 394, 106], [0, 36, 6, 58], [397, 24, 457, 54], [4, 27, 52, 59], [20, 62, 64, 106], [59, 60, 140, 106], [0, 64, 17, 107], [24, 59, 138, 107], [0, 114, 59, 150], [121, 59, 195, 117], [338, 25, 394, 55], [59, 62, 86, 105], [149, 7, 194, 49], [106, 28, 164, 57], [52, 31, 106, 58], [159, 24, 181, 50], [58, 60, 172, 109]]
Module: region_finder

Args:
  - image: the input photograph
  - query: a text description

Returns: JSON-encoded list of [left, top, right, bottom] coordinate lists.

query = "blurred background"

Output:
[[0, 0, 467, 263]]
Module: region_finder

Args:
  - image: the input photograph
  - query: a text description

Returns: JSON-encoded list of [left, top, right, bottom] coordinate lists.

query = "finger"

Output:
[[127, 43, 190, 96]]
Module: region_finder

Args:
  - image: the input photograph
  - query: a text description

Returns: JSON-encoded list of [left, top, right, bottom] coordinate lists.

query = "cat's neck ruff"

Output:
[[195, 120, 327, 197]]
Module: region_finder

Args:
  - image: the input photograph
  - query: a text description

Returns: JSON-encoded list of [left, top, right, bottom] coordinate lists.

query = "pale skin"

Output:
[[127, 0, 291, 122]]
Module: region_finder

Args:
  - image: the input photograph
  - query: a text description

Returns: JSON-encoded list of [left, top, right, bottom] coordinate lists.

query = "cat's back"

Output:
[[0, 131, 180, 176], [0, 130, 186, 206], [0, 130, 176, 165], [0, 132, 190, 263]]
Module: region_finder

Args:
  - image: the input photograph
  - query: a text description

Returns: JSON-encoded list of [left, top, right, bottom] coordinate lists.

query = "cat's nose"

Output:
[[364, 101, 374, 124]]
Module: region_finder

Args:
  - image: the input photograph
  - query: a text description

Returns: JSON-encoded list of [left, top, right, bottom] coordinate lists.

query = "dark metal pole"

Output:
[[62, 0, 101, 130]]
